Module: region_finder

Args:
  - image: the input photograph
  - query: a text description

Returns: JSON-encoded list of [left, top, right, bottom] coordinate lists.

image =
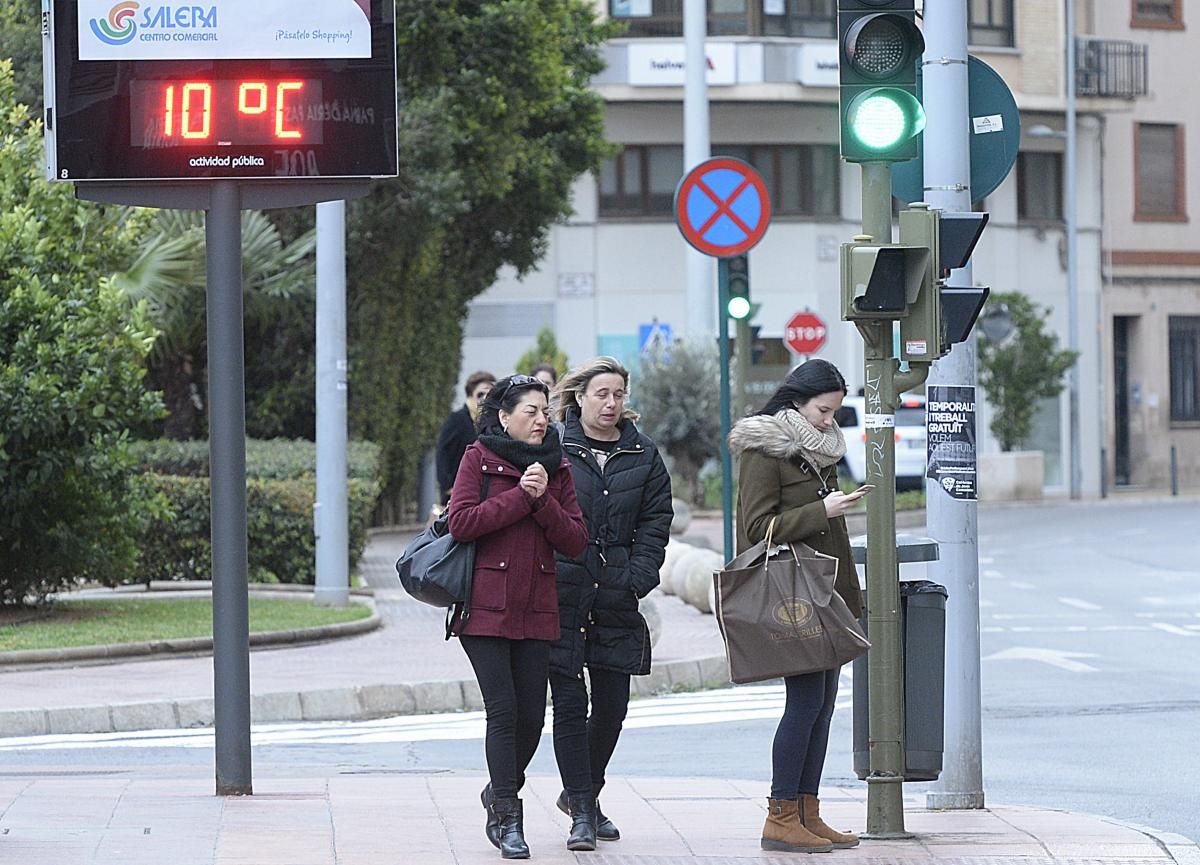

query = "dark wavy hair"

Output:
[[476, 374, 551, 436], [758, 359, 848, 416]]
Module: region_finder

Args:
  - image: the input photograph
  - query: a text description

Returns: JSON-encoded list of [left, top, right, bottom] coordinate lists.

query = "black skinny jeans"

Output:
[[460, 635, 550, 800], [770, 666, 841, 800], [550, 667, 631, 798]]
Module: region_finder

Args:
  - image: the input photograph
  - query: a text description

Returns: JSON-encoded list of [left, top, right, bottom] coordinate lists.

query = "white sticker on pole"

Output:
[[864, 413, 895, 429], [972, 114, 1004, 134]]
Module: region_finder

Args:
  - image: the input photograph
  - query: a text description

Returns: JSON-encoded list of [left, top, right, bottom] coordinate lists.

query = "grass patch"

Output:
[[0, 596, 372, 653]]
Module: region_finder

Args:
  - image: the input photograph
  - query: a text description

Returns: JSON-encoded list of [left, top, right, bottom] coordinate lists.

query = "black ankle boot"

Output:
[[481, 784, 500, 849], [564, 793, 597, 851], [558, 788, 621, 842], [491, 797, 530, 859]]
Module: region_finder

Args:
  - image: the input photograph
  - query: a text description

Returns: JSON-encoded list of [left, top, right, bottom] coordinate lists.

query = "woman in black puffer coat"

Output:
[[548, 357, 673, 850]]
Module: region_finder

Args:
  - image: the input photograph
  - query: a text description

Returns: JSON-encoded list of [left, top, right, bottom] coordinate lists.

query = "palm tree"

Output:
[[112, 210, 316, 438]]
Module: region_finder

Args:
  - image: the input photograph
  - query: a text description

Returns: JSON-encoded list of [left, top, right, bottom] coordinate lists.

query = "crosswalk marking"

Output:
[[1057, 596, 1102, 611], [0, 676, 856, 753]]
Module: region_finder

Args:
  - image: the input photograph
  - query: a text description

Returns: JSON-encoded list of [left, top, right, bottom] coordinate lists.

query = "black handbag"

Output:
[[396, 475, 489, 639]]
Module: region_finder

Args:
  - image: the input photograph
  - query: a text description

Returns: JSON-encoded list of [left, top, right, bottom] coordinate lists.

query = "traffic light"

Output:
[[727, 253, 752, 320], [840, 237, 929, 321], [897, 205, 991, 358], [838, 0, 926, 163]]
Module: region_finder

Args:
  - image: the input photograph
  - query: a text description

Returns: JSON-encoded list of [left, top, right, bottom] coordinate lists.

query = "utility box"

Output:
[[852, 579, 948, 782]]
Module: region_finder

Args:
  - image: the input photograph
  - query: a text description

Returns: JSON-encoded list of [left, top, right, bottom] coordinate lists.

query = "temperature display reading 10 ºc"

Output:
[[129, 79, 324, 149]]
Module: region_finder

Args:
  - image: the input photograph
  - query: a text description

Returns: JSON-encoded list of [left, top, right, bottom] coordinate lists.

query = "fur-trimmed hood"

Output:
[[728, 413, 810, 460]]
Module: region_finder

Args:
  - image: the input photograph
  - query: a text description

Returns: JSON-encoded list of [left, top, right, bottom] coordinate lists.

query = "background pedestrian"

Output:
[[436, 371, 496, 505]]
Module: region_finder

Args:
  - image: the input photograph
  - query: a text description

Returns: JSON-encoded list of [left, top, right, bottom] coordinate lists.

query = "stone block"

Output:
[[110, 701, 177, 732], [299, 687, 361, 721], [46, 705, 112, 735], [413, 680, 464, 713], [252, 691, 303, 723], [357, 683, 416, 718]]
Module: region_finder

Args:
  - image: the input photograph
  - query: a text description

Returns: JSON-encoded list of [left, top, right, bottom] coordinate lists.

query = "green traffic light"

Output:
[[728, 296, 752, 320], [846, 87, 926, 153]]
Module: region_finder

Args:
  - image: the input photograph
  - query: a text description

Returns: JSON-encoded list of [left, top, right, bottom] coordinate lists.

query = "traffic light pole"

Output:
[[922, 0, 985, 810], [734, 317, 751, 421], [716, 258, 735, 562], [859, 163, 928, 839]]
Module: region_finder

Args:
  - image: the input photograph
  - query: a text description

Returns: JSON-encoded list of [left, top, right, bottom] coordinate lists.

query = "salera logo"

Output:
[[773, 598, 813, 628], [90, 1, 139, 45]]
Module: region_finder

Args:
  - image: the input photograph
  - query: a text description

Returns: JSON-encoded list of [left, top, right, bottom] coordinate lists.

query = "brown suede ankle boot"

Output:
[[800, 794, 860, 849], [760, 798, 833, 853]]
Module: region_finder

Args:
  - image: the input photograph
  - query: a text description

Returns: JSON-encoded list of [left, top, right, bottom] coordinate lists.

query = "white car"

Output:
[[835, 394, 927, 488]]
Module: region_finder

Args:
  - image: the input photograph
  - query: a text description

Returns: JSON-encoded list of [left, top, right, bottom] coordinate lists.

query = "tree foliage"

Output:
[[634, 342, 722, 506], [978, 291, 1079, 452], [111, 211, 316, 439], [0, 61, 164, 604], [515, 326, 569, 378], [0, 0, 41, 114], [349, 1, 617, 518]]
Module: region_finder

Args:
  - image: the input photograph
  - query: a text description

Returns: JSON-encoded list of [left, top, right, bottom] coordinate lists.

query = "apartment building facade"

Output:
[[458, 0, 1198, 496]]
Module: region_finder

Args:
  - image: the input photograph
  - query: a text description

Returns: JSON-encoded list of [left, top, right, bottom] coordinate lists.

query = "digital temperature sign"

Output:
[[44, 0, 397, 181]]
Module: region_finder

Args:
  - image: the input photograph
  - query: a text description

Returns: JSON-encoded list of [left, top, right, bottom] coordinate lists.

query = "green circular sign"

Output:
[[892, 55, 1021, 205]]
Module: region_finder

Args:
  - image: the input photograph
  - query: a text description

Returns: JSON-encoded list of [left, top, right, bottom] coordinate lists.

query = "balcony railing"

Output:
[[1076, 37, 1148, 100]]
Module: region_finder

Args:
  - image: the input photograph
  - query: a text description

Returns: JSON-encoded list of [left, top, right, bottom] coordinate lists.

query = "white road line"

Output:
[[983, 646, 1099, 673], [1008, 580, 1035, 590], [1151, 622, 1198, 637], [982, 569, 1004, 579], [1057, 597, 1103, 611]]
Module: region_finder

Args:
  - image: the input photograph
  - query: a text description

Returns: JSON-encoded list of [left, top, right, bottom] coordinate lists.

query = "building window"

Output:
[[969, 0, 1015, 48], [1131, 0, 1183, 29], [1016, 152, 1062, 221], [612, 0, 832, 38], [598, 144, 840, 218], [1169, 316, 1200, 422], [1135, 123, 1186, 220], [598, 145, 684, 216], [762, 0, 835, 38]]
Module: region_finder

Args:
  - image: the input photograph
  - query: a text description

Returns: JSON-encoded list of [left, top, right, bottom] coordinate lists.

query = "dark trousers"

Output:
[[460, 635, 550, 800], [550, 667, 631, 798], [770, 667, 841, 800]]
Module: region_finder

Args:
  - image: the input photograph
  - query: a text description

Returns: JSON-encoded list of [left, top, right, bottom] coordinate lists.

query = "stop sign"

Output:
[[784, 312, 827, 355]]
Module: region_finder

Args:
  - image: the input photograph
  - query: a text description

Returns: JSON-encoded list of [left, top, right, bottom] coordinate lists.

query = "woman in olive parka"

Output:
[[728, 359, 868, 854]]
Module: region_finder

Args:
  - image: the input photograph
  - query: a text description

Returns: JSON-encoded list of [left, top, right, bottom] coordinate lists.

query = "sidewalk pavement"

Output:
[[2, 515, 1197, 863]]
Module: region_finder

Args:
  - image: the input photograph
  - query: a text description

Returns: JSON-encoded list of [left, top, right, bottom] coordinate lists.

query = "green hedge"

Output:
[[133, 475, 379, 584], [128, 438, 381, 481], [129, 439, 382, 584]]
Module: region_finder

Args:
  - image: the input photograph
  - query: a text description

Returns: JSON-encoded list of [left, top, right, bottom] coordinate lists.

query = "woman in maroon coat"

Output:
[[448, 374, 588, 860]]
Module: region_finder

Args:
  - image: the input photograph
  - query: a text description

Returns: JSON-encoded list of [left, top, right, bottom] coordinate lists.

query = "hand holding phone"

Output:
[[851, 484, 875, 496]]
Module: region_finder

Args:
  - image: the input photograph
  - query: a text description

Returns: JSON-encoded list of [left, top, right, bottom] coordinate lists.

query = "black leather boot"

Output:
[[491, 797, 530, 859], [564, 793, 597, 851], [558, 788, 620, 842], [480, 783, 500, 849]]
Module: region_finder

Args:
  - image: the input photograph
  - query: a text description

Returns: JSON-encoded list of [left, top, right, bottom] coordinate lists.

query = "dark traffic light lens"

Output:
[[854, 18, 906, 75], [844, 14, 923, 80]]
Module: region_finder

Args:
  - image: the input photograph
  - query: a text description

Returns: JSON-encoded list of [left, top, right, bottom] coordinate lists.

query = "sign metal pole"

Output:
[[717, 257, 735, 562]]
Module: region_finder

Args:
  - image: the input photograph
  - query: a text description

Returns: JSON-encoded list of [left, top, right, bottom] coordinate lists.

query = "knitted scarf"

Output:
[[477, 424, 564, 478], [776, 408, 847, 469]]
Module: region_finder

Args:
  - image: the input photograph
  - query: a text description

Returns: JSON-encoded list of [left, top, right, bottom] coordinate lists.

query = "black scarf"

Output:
[[478, 425, 564, 478]]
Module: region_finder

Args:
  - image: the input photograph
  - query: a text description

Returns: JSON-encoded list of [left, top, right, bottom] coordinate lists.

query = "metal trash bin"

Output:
[[851, 579, 947, 782]]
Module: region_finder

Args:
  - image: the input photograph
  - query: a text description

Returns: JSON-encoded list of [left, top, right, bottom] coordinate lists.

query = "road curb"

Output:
[[0, 652, 732, 738], [1094, 814, 1200, 864]]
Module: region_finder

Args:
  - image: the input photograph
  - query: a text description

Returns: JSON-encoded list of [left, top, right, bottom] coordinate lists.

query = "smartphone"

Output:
[[852, 484, 876, 495]]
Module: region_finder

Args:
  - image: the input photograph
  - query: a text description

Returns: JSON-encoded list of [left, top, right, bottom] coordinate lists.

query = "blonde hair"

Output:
[[554, 356, 640, 424]]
